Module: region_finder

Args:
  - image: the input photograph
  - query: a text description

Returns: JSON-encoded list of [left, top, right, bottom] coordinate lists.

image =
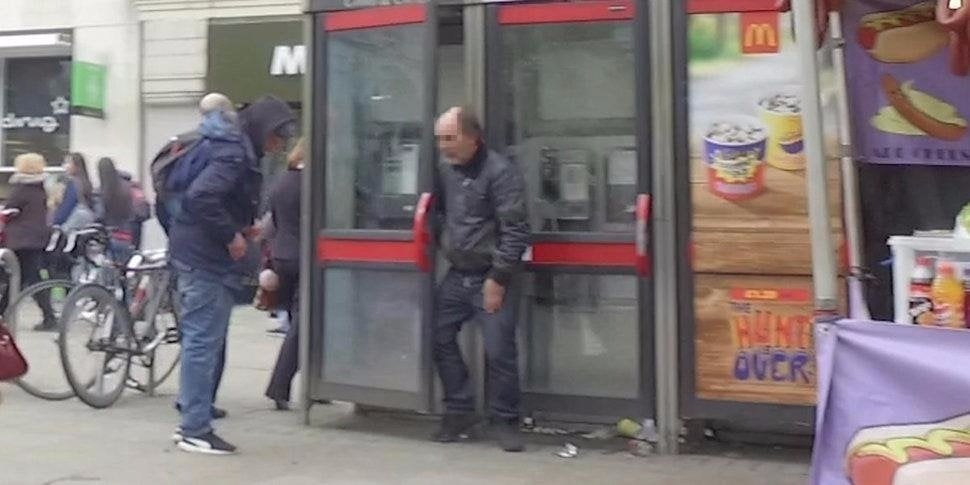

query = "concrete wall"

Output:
[[0, 0, 142, 179]]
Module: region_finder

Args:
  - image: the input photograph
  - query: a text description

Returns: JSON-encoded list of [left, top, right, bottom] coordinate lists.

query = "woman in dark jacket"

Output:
[[265, 139, 309, 410], [52, 152, 94, 226], [97, 157, 135, 263], [6, 153, 56, 330]]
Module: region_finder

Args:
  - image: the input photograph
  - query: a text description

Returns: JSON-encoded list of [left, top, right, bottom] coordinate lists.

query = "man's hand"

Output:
[[243, 225, 261, 240], [227, 233, 247, 261], [483, 279, 506, 314]]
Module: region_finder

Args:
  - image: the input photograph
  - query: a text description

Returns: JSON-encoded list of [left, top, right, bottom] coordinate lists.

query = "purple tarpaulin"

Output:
[[844, 0, 970, 166], [811, 320, 970, 485]]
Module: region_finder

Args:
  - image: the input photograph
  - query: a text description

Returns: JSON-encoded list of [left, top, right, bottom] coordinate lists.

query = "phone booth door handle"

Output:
[[635, 193, 652, 277], [413, 192, 434, 273]]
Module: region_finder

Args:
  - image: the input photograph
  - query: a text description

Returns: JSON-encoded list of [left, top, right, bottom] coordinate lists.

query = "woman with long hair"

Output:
[[52, 152, 95, 228], [97, 157, 135, 263]]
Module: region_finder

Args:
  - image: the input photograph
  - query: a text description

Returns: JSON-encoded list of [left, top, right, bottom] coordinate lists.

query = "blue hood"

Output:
[[198, 111, 242, 143]]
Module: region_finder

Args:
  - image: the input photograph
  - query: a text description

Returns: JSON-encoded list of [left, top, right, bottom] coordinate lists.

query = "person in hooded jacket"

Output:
[[5, 153, 56, 330], [169, 95, 295, 455]]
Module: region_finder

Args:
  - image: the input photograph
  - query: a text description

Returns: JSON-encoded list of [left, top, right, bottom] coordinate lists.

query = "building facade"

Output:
[[0, 0, 141, 197]]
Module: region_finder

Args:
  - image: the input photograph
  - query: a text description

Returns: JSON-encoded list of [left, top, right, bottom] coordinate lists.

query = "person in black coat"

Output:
[[5, 153, 55, 330], [264, 138, 310, 410]]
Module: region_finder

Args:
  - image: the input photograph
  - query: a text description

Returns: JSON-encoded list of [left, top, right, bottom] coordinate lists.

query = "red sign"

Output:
[[740, 11, 781, 54]]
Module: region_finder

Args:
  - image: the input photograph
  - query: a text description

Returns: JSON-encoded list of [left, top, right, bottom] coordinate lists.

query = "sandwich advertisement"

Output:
[[846, 0, 970, 165], [811, 320, 970, 485]]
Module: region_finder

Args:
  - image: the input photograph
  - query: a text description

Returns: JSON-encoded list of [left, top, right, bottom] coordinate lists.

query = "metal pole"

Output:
[[0, 249, 20, 320], [299, 4, 315, 426], [650, 0, 680, 454], [828, 11, 869, 320], [793, 0, 839, 315]]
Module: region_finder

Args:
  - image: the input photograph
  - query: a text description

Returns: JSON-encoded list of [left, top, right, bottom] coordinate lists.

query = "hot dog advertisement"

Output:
[[846, 0, 970, 165], [810, 321, 970, 485]]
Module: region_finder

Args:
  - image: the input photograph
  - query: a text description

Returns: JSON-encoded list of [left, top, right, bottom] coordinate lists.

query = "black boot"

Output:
[[493, 420, 524, 452], [431, 413, 480, 443]]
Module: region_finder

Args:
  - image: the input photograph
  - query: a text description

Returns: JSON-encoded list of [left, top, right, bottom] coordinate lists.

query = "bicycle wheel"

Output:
[[59, 284, 132, 409], [7, 279, 77, 401], [130, 274, 180, 394]]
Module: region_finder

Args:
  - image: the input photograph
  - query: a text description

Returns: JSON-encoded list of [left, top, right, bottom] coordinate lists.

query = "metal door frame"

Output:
[[482, 0, 654, 423], [301, 3, 440, 416]]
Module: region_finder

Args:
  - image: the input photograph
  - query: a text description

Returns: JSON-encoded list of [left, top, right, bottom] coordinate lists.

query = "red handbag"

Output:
[[0, 323, 28, 381]]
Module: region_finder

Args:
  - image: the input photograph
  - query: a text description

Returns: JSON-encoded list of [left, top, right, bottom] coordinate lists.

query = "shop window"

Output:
[[2, 57, 71, 167]]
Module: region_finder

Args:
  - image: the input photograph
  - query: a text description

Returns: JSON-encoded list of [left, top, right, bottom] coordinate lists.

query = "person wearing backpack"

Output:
[[168, 94, 295, 455]]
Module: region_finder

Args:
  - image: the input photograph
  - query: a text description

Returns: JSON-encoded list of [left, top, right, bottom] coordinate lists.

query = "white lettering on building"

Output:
[[1, 114, 60, 133], [270, 45, 306, 76]]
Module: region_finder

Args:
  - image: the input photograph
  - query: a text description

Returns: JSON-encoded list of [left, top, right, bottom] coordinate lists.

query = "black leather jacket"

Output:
[[435, 144, 530, 286]]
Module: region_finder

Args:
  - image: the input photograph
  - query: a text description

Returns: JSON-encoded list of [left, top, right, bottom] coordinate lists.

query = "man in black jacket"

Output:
[[169, 95, 295, 455], [432, 107, 530, 452]]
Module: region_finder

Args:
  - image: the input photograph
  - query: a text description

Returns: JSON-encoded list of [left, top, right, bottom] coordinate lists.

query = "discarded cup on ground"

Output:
[[616, 418, 643, 439], [555, 442, 579, 459], [628, 439, 654, 457]]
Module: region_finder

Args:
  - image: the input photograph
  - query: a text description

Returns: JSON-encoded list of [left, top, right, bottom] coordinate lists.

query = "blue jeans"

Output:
[[175, 264, 235, 438], [433, 270, 521, 421]]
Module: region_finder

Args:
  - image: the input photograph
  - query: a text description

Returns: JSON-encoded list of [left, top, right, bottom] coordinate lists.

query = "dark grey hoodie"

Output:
[[169, 95, 295, 277]]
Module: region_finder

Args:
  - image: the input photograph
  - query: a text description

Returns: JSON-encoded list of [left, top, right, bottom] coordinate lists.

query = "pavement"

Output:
[[0, 307, 811, 485]]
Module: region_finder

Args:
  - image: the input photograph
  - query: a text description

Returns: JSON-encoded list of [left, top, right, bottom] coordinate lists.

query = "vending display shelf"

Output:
[[889, 235, 970, 325]]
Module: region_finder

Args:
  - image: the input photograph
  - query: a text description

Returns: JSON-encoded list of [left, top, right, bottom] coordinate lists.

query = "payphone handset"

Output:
[[540, 147, 592, 221]]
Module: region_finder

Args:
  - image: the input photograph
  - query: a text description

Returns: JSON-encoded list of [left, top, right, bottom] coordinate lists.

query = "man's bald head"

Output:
[[200, 92, 234, 114], [436, 106, 482, 165]]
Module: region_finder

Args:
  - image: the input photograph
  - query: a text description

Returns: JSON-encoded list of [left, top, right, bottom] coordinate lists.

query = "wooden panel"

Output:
[[690, 156, 842, 220], [693, 274, 836, 405], [693, 226, 843, 275]]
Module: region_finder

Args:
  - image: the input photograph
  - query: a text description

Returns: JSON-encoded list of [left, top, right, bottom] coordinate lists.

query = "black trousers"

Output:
[[13, 249, 55, 322], [433, 269, 520, 421], [265, 259, 300, 402]]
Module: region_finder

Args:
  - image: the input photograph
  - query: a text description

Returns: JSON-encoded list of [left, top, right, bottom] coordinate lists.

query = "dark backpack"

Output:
[[150, 131, 205, 232]]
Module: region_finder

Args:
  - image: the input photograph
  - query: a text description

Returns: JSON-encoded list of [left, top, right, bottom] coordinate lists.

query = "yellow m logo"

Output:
[[744, 23, 777, 48]]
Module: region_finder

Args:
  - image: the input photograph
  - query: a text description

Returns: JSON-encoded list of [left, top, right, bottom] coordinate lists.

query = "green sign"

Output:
[[207, 19, 303, 105], [71, 61, 106, 118]]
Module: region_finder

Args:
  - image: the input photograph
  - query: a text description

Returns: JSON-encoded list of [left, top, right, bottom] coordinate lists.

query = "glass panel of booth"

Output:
[[519, 273, 639, 399], [323, 268, 423, 393], [325, 24, 425, 231], [499, 20, 636, 234]]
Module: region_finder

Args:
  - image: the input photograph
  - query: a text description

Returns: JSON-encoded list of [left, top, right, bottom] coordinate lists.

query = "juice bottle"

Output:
[[963, 267, 970, 329], [909, 257, 935, 325], [932, 260, 965, 328]]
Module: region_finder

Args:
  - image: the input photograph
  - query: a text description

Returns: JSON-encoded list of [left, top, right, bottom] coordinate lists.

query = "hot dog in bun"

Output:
[[875, 74, 968, 141], [846, 414, 970, 485], [858, 1, 948, 63]]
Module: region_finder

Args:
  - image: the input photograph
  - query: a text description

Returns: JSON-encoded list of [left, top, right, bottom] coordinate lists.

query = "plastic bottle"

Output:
[[909, 257, 935, 325], [932, 260, 965, 328]]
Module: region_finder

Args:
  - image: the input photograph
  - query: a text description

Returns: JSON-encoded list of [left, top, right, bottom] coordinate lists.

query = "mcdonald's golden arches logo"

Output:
[[740, 11, 781, 54]]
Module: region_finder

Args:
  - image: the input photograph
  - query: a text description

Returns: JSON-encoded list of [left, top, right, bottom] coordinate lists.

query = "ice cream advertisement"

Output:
[[810, 321, 970, 485], [846, 0, 970, 165]]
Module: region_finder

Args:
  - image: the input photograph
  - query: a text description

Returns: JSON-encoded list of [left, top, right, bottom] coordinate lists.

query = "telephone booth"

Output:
[[301, 0, 834, 448], [302, 0, 655, 424]]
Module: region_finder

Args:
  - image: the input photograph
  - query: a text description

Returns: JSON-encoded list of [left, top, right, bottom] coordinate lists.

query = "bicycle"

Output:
[[57, 228, 181, 408], [6, 225, 110, 401]]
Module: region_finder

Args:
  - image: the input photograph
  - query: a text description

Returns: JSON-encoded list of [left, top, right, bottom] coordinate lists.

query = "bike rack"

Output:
[[0, 248, 21, 318]]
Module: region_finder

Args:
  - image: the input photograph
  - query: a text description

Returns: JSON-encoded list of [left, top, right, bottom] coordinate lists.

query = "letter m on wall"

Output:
[[740, 11, 780, 54], [270, 45, 307, 76]]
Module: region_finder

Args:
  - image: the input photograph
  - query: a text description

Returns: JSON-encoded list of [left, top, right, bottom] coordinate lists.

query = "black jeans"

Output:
[[265, 259, 300, 402], [433, 269, 520, 421], [13, 249, 55, 323]]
